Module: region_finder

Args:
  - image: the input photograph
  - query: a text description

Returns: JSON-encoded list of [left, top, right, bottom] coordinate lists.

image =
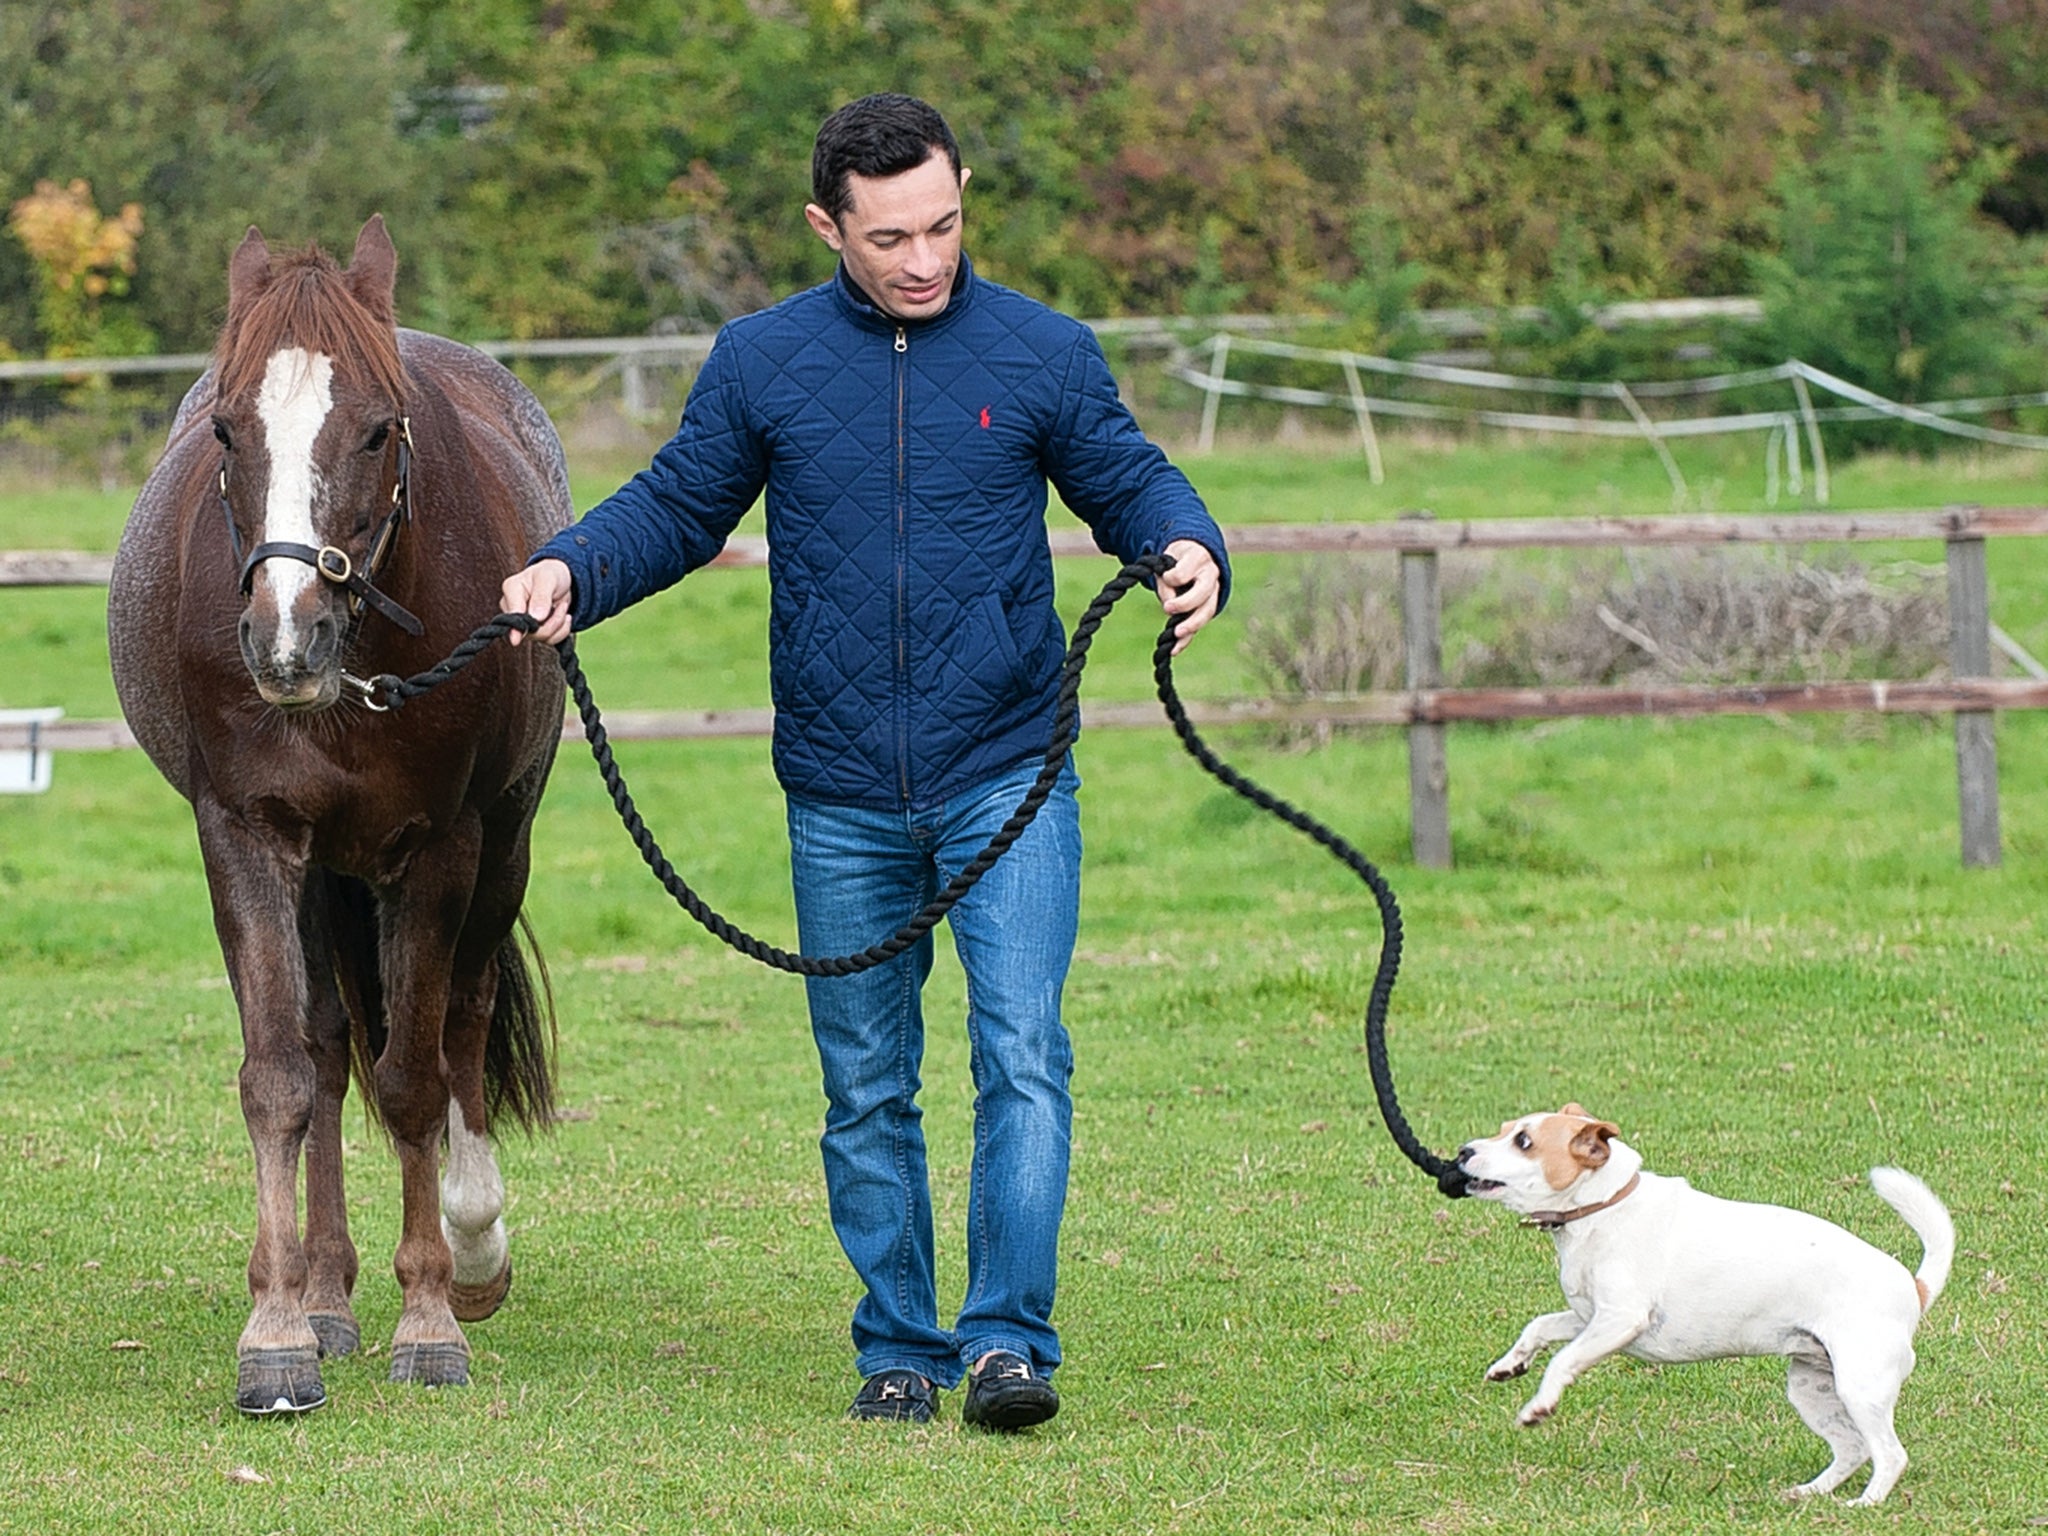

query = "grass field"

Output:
[[2, 431, 2046, 1532]]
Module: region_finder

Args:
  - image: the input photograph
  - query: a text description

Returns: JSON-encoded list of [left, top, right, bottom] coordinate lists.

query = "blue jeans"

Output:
[[787, 756, 1081, 1389]]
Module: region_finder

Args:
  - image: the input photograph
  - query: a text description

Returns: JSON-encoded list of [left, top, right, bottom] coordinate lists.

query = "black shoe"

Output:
[[848, 1369, 935, 1423], [961, 1350, 1059, 1432]]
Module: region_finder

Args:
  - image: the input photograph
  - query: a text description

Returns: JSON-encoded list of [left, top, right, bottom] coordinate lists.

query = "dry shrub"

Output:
[[1244, 549, 1951, 701], [1241, 553, 1407, 696]]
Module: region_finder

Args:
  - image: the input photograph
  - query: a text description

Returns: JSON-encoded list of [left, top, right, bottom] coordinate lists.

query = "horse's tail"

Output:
[[484, 913, 557, 1135], [317, 871, 555, 1136]]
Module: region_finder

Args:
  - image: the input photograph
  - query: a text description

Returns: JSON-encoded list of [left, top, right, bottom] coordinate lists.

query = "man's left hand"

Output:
[[1158, 539, 1222, 656]]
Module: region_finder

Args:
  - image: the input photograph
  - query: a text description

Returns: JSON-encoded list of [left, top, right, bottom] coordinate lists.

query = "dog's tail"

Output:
[[1868, 1166, 1954, 1313]]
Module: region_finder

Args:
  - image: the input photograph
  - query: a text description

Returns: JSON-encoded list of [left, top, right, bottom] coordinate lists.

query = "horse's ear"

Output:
[[227, 226, 271, 309], [346, 214, 398, 322]]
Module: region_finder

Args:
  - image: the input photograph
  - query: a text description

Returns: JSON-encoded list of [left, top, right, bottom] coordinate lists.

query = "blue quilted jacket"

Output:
[[536, 255, 1231, 810]]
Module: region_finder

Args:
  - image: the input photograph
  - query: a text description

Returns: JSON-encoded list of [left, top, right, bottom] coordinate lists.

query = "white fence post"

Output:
[[1195, 334, 1232, 454], [1946, 526, 2000, 866]]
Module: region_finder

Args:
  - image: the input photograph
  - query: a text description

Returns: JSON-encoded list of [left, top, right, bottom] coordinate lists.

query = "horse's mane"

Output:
[[214, 246, 405, 404]]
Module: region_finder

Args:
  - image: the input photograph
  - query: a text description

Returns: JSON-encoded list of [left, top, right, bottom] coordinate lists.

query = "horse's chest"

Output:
[[311, 805, 440, 883], [221, 747, 467, 883]]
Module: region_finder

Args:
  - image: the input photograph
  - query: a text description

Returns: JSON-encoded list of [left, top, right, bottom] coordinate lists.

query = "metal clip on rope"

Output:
[[366, 557, 1468, 1197]]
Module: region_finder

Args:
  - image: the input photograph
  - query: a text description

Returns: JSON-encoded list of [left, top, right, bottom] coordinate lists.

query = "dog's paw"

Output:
[[1515, 1400, 1555, 1427], [1485, 1358, 1529, 1382]]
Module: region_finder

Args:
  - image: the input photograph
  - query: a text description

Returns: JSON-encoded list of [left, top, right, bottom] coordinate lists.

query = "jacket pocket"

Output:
[[771, 588, 820, 713], [976, 590, 1029, 698]]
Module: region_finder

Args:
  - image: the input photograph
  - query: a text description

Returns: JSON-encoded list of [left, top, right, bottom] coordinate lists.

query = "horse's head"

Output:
[[210, 215, 409, 711]]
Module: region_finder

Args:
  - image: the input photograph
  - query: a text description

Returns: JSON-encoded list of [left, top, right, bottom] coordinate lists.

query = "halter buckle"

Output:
[[315, 546, 353, 584]]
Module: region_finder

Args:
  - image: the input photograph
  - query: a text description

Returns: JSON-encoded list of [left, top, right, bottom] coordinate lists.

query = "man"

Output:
[[502, 93, 1229, 1430]]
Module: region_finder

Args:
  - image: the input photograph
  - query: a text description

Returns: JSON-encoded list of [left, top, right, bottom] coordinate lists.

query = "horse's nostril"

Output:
[[303, 615, 338, 672], [238, 614, 260, 669]]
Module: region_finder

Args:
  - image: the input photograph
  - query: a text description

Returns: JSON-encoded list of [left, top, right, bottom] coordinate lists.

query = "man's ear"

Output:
[[959, 165, 972, 193], [804, 203, 844, 252]]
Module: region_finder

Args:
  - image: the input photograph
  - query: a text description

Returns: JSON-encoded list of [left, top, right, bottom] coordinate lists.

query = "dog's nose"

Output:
[[1456, 1144, 1475, 1165]]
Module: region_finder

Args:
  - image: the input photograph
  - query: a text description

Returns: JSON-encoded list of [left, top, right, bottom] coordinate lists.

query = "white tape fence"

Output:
[[1172, 335, 2048, 503]]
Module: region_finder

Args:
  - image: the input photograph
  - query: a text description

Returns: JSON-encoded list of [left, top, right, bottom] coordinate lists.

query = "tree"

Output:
[[1068, 0, 1362, 314], [1352, 0, 1810, 302], [0, 0, 434, 354], [1774, 0, 2048, 235], [1751, 84, 2031, 416], [7, 179, 152, 357]]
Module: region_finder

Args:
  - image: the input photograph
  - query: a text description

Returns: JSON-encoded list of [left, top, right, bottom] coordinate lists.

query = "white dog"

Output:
[[1456, 1105, 1953, 1506]]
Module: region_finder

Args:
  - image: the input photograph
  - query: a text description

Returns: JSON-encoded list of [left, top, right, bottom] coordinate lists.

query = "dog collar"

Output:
[[1521, 1172, 1641, 1231]]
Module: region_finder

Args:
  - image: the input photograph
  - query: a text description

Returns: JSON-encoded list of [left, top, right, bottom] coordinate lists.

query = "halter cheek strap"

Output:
[[220, 416, 424, 637]]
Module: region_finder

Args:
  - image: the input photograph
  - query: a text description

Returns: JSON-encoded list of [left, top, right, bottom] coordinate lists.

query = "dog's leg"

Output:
[[1832, 1348, 1913, 1506], [1782, 1354, 1869, 1500], [1516, 1306, 1647, 1426], [1487, 1311, 1583, 1381]]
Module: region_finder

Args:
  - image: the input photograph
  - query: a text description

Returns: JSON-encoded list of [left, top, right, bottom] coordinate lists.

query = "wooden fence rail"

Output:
[[9, 503, 2048, 866]]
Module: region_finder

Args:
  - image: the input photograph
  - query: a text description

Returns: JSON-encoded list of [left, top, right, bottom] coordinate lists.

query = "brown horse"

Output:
[[109, 216, 568, 1413]]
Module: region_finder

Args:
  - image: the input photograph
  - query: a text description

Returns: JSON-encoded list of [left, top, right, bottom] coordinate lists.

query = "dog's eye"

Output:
[[1513, 1131, 1533, 1151]]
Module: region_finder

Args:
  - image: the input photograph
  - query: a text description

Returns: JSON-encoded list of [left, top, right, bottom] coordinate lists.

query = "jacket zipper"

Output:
[[894, 324, 910, 804]]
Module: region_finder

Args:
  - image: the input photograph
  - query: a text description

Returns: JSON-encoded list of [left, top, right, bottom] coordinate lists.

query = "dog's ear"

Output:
[[1569, 1119, 1618, 1167], [1561, 1101, 1588, 1118]]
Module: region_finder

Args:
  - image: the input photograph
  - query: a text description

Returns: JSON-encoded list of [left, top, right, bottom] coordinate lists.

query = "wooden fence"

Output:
[[7, 505, 2048, 866]]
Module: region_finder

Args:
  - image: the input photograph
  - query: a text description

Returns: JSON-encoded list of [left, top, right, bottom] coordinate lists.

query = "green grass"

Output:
[[4, 435, 2048, 1531]]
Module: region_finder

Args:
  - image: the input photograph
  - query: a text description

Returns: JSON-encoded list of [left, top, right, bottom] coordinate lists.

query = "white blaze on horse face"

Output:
[[440, 1096, 509, 1286], [252, 347, 335, 661]]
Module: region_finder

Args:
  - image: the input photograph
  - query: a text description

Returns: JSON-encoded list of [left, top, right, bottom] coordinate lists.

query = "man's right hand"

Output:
[[500, 558, 574, 647]]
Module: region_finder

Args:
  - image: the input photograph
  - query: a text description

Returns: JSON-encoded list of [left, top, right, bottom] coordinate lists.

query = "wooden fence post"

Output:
[[1400, 510, 1451, 868], [1946, 530, 2001, 867]]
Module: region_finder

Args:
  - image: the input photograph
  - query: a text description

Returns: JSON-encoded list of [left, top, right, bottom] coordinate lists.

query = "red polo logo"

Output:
[[979, 406, 992, 429]]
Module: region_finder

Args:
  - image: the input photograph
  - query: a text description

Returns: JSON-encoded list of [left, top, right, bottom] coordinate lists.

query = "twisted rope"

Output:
[[365, 554, 1466, 1195]]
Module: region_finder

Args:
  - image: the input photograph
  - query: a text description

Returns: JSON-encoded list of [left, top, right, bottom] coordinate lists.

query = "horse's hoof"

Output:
[[236, 1347, 326, 1416], [308, 1311, 361, 1359], [389, 1340, 470, 1388], [449, 1259, 512, 1322]]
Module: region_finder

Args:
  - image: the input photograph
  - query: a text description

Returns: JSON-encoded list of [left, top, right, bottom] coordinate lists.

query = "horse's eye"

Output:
[[212, 416, 233, 448], [363, 422, 391, 453]]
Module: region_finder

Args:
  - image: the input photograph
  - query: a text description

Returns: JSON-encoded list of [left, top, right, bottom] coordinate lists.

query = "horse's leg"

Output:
[[196, 797, 326, 1415], [297, 878, 360, 1358], [440, 812, 540, 1323], [442, 958, 512, 1323], [375, 821, 483, 1388]]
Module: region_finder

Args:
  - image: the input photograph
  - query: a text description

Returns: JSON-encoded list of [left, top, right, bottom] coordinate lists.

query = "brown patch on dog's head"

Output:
[[1531, 1108, 1620, 1190]]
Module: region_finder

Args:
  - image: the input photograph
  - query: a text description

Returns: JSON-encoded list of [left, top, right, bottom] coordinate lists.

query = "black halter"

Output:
[[220, 416, 425, 638]]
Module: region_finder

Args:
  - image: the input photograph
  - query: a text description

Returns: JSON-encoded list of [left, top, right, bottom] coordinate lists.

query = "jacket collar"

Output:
[[831, 251, 976, 335]]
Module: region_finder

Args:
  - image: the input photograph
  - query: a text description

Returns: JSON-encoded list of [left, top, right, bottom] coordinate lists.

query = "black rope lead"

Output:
[[365, 555, 1468, 1197], [1147, 618, 1468, 1198]]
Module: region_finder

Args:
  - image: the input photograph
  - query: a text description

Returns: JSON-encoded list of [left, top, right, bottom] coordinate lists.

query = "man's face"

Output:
[[805, 152, 969, 322]]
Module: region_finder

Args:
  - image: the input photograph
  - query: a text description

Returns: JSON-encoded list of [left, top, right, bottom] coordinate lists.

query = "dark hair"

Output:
[[811, 93, 961, 223]]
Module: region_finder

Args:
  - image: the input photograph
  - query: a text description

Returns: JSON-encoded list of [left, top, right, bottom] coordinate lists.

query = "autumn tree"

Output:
[[1360, 0, 1811, 302], [7, 179, 150, 357]]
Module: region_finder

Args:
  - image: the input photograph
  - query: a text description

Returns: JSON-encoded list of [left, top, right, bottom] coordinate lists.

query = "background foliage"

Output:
[[4, 0, 2048, 379]]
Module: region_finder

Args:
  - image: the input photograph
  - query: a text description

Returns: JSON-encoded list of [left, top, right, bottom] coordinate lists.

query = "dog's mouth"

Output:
[[1463, 1177, 1505, 1196]]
